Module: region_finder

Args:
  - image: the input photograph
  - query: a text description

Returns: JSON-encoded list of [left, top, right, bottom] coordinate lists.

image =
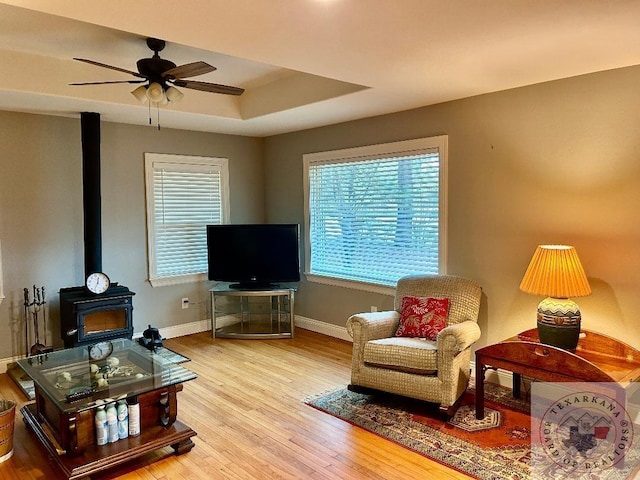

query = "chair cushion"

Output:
[[395, 296, 450, 340], [363, 337, 438, 375]]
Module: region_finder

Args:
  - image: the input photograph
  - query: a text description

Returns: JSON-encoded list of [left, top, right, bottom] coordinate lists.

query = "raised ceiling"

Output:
[[1, 0, 639, 137]]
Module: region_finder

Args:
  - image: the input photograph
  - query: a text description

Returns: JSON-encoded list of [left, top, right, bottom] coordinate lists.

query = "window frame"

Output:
[[302, 135, 448, 295], [144, 152, 230, 287]]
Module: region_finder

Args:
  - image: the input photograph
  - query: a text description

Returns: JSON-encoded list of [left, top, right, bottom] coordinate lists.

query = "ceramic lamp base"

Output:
[[536, 297, 581, 350]]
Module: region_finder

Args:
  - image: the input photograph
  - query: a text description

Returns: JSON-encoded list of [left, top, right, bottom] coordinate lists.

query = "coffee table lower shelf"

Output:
[[22, 403, 196, 480]]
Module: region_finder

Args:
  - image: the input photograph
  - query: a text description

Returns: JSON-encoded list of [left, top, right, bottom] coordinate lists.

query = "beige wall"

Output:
[[0, 111, 264, 358], [264, 64, 640, 349], [1, 64, 639, 360]]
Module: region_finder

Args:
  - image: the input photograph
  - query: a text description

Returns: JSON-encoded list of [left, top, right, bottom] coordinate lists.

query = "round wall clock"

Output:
[[85, 272, 110, 294]]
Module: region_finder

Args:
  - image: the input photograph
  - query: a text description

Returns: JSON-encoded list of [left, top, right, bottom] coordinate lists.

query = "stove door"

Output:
[[64, 296, 133, 347]]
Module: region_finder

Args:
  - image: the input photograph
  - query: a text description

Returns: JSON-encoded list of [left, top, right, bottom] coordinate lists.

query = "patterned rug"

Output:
[[305, 383, 533, 480], [305, 384, 640, 480]]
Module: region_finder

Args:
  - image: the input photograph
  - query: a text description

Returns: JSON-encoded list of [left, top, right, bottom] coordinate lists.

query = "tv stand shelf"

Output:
[[210, 286, 296, 339]]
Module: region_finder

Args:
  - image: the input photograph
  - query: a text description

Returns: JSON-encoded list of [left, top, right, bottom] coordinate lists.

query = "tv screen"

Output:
[[206, 224, 301, 289]]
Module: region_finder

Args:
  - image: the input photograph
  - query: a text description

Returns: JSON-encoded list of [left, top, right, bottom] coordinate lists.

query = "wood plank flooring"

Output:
[[0, 329, 472, 479]]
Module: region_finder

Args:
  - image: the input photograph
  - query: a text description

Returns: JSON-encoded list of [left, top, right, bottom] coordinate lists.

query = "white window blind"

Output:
[[145, 153, 229, 287], [303, 136, 447, 292]]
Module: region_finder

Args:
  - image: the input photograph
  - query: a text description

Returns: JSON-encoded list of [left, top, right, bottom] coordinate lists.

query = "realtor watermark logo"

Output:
[[531, 382, 640, 478]]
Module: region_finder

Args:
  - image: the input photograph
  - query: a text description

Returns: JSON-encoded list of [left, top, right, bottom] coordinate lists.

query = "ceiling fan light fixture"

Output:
[[146, 82, 165, 103], [165, 86, 184, 104], [131, 85, 148, 104], [72, 38, 244, 130]]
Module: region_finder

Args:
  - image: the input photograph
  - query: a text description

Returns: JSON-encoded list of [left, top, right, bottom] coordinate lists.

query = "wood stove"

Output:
[[59, 285, 134, 348], [59, 112, 135, 348]]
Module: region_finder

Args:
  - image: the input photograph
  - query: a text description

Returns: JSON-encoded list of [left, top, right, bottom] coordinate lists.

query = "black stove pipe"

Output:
[[80, 112, 102, 278]]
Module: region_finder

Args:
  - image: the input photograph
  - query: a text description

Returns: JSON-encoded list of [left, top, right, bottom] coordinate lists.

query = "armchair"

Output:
[[346, 274, 482, 414]]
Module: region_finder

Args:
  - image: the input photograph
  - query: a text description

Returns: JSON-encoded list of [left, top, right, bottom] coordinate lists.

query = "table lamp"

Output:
[[519, 245, 591, 350]]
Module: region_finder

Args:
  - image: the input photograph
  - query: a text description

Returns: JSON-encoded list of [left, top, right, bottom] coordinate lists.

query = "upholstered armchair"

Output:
[[346, 274, 482, 414]]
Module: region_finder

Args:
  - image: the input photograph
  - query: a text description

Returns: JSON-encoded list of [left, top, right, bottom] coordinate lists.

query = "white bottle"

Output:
[[106, 401, 119, 443], [117, 399, 129, 439], [94, 401, 108, 446], [128, 396, 140, 437]]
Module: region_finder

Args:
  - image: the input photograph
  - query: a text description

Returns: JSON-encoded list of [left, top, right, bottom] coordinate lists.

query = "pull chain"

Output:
[[146, 101, 162, 130]]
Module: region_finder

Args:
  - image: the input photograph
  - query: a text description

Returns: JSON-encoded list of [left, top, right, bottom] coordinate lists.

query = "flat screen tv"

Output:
[[207, 224, 301, 289]]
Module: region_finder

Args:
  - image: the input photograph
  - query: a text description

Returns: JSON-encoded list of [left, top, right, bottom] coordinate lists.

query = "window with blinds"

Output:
[[144, 153, 229, 287], [303, 136, 447, 292]]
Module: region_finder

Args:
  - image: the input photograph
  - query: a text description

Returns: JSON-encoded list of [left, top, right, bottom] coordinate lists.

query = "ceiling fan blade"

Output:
[[162, 61, 216, 80], [173, 79, 244, 96], [70, 80, 147, 86], [74, 58, 145, 79]]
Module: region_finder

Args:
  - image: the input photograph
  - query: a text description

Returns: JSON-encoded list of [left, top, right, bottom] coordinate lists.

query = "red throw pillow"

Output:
[[395, 296, 450, 340]]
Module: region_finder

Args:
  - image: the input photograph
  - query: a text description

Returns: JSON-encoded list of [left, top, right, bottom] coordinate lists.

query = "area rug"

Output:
[[305, 384, 640, 480], [305, 383, 533, 480]]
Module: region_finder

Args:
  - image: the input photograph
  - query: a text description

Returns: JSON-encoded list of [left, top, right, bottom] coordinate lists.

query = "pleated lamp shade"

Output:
[[519, 245, 591, 298], [519, 245, 591, 350]]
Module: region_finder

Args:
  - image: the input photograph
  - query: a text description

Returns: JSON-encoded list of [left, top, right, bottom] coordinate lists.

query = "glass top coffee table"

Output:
[[18, 338, 197, 480]]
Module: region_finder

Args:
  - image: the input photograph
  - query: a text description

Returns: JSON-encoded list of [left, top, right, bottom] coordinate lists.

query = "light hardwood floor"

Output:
[[0, 329, 472, 479]]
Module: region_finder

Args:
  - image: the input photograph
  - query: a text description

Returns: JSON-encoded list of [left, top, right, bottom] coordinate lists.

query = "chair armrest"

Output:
[[346, 311, 400, 343], [437, 320, 481, 352]]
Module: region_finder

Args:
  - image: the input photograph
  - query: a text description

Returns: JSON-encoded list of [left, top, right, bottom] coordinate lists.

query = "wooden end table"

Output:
[[475, 328, 640, 419]]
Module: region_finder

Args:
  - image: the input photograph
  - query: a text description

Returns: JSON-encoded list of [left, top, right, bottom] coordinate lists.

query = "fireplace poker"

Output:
[[30, 284, 47, 355], [41, 286, 47, 347], [23, 288, 29, 356]]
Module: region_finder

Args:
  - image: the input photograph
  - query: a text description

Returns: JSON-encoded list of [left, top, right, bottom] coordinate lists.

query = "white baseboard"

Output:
[[288, 317, 517, 387], [289, 317, 517, 388], [155, 314, 355, 343], [478, 363, 513, 388], [10, 317, 640, 419], [7, 318, 640, 417], [294, 315, 353, 342], [0, 315, 344, 373], [2, 354, 25, 374], [1, 320, 214, 374], [1, 316, 511, 389], [147, 318, 212, 340]]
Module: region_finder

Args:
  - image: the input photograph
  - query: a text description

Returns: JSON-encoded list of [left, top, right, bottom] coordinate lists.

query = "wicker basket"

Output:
[[0, 400, 16, 462]]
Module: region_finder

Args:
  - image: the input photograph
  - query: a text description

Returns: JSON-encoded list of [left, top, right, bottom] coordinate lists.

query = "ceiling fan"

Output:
[[70, 37, 245, 102]]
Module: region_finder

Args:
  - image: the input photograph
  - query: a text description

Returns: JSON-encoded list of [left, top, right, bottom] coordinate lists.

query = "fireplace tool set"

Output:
[[23, 285, 53, 356]]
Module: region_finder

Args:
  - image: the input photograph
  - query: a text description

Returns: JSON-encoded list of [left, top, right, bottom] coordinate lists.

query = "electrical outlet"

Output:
[[181, 297, 189, 309], [370, 306, 378, 312]]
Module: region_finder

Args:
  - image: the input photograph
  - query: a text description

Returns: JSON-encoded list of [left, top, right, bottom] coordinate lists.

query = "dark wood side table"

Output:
[[475, 328, 640, 419]]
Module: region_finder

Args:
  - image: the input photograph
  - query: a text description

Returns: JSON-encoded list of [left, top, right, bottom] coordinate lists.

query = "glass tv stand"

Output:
[[210, 285, 296, 339]]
